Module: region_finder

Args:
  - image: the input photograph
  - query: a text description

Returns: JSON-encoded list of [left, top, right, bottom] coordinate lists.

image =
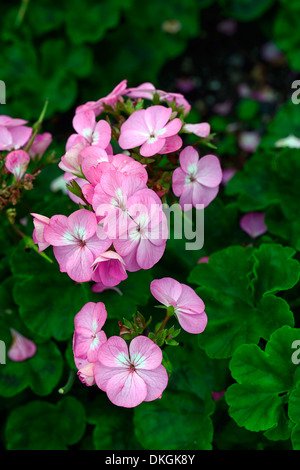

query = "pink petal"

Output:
[[74, 301, 107, 331], [160, 118, 182, 138], [179, 146, 199, 173], [8, 329, 36, 362], [106, 369, 147, 408], [0, 125, 13, 150], [177, 284, 205, 313], [44, 215, 73, 246], [94, 363, 127, 391], [65, 245, 95, 282], [97, 336, 130, 368], [136, 365, 168, 402], [140, 138, 165, 157], [172, 167, 187, 196], [240, 212, 267, 238], [73, 110, 95, 140], [158, 135, 182, 154], [92, 120, 111, 148], [196, 155, 223, 188], [136, 239, 166, 269], [184, 123, 210, 138], [9, 126, 32, 149], [129, 336, 162, 370], [5, 150, 30, 181], [150, 277, 182, 306], [125, 82, 156, 100], [191, 182, 219, 208], [144, 105, 172, 133], [67, 209, 97, 240], [176, 310, 208, 334]]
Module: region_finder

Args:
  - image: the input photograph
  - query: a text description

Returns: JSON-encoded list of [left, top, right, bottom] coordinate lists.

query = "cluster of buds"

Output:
[[0, 105, 53, 216]]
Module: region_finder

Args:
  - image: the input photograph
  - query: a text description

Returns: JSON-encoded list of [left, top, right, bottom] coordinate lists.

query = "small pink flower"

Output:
[[125, 84, 191, 114], [8, 329, 37, 362], [183, 122, 210, 138], [118, 105, 182, 157], [29, 133, 52, 159], [74, 356, 96, 386], [31, 213, 50, 252], [94, 336, 168, 408], [113, 192, 168, 271], [5, 150, 30, 181], [73, 302, 107, 362], [69, 110, 111, 149], [76, 80, 127, 116], [172, 146, 222, 210], [240, 212, 267, 239], [44, 209, 111, 282], [0, 116, 32, 151], [150, 277, 207, 334], [92, 251, 128, 287], [92, 170, 148, 238], [58, 141, 86, 175]]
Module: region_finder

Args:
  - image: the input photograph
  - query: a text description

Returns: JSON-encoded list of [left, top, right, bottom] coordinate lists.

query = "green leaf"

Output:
[[87, 396, 140, 450], [134, 390, 213, 450], [5, 397, 86, 450], [10, 241, 89, 341], [0, 341, 63, 397], [256, 295, 294, 340], [226, 326, 300, 432], [252, 244, 300, 300], [189, 245, 254, 304]]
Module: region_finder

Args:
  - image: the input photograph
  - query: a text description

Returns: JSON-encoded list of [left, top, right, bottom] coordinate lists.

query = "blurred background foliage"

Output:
[[0, 0, 299, 122], [1, 0, 300, 452]]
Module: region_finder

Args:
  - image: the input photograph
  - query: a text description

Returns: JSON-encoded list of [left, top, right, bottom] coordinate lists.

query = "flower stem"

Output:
[[58, 370, 76, 395], [155, 314, 170, 334]]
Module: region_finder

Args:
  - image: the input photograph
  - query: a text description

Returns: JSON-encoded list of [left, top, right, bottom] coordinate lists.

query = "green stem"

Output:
[[155, 314, 170, 334], [24, 100, 49, 153], [58, 370, 76, 395]]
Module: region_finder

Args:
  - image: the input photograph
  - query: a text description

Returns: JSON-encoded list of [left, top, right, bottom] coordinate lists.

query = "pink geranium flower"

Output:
[[172, 146, 222, 210], [240, 212, 267, 238], [92, 251, 128, 287], [92, 170, 148, 238], [76, 80, 127, 116], [8, 329, 37, 362], [74, 356, 96, 386], [113, 191, 168, 271], [94, 336, 168, 408], [118, 105, 182, 157], [73, 302, 107, 362], [67, 110, 111, 150], [0, 115, 32, 151], [43, 209, 111, 282], [5, 150, 30, 181], [150, 277, 207, 334], [31, 213, 50, 252], [125, 83, 191, 114], [28, 132, 52, 159]]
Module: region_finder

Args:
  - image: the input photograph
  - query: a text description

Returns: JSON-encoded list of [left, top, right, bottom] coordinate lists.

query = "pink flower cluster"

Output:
[[31, 80, 222, 289], [72, 302, 168, 408]]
